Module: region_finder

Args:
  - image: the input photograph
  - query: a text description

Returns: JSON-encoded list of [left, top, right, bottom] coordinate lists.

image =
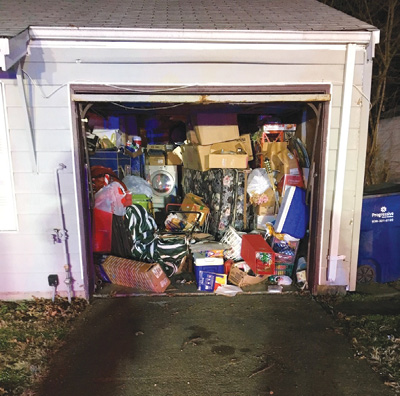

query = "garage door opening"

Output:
[[70, 84, 330, 297]]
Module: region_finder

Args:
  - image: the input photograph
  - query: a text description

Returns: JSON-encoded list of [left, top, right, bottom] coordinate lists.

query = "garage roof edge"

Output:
[[29, 26, 379, 46], [1, 26, 380, 71]]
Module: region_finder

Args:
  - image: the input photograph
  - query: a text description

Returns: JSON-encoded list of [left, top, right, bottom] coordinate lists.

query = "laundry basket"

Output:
[[221, 226, 245, 261]]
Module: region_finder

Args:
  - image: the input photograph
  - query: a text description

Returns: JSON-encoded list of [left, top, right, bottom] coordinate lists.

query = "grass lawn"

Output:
[[0, 298, 87, 396]]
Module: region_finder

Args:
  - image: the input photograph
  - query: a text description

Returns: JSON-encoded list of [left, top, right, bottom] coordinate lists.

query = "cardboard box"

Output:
[[148, 154, 165, 166], [100, 256, 170, 292], [197, 271, 227, 291], [210, 134, 253, 161], [181, 144, 209, 171], [166, 150, 183, 165], [228, 266, 268, 287], [277, 174, 305, 196], [181, 136, 252, 171], [183, 144, 248, 171], [186, 130, 199, 144], [260, 145, 301, 184], [255, 188, 276, 216], [208, 152, 248, 169], [240, 234, 275, 275], [181, 193, 210, 226], [193, 113, 240, 145], [277, 148, 301, 176], [256, 202, 276, 216], [260, 141, 288, 156], [237, 134, 254, 161], [197, 271, 217, 292], [147, 144, 166, 151]]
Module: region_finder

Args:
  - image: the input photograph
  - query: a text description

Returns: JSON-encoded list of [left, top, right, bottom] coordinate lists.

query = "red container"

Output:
[[240, 234, 275, 275], [92, 208, 113, 253]]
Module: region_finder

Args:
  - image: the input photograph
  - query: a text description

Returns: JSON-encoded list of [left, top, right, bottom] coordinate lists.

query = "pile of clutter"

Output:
[[90, 116, 310, 295], [189, 191, 308, 295]]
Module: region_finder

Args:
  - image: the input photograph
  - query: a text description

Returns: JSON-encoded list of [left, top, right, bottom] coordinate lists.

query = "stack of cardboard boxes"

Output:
[[147, 144, 183, 166], [181, 113, 253, 171]]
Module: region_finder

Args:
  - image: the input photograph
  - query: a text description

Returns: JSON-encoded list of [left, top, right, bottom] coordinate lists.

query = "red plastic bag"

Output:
[[92, 208, 113, 253]]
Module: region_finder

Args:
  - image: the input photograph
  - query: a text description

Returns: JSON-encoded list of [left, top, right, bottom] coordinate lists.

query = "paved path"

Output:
[[36, 294, 394, 396]]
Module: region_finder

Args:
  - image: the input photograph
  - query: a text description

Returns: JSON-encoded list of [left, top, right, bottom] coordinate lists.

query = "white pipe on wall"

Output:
[[327, 43, 357, 282]]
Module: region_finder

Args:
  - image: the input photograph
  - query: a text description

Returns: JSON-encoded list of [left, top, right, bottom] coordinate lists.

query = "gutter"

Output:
[[29, 26, 378, 46], [1, 26, 380, 72]]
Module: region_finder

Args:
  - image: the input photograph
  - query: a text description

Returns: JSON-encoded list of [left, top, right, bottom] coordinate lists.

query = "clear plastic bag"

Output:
[[122, 175, 153, 198], [247, 168, 271, 196]]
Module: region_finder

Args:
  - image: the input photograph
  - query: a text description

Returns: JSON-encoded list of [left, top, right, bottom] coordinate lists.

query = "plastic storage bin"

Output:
[[132, 194, 153, 213], [358, 184, 400, 283], [240, 234, 275, 275], [271, 236, 299, 277]]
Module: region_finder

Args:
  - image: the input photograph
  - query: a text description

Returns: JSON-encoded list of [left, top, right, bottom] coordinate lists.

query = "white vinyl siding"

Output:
[[0, 36, 373, 298], [0, 82, 17, 231]]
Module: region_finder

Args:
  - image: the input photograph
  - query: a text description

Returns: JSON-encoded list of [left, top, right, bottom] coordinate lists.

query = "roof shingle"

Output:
[[0, 0, 376, 38]]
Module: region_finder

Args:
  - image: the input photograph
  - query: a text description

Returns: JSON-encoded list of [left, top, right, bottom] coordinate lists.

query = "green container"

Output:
[[132, 194, 152, 212]]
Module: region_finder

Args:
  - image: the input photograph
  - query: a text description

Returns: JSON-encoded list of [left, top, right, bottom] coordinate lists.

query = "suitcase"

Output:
[[183, 168, 252, 239]]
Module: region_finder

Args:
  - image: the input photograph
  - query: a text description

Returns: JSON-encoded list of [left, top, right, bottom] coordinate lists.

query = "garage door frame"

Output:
[[70, 83, 331, 297]]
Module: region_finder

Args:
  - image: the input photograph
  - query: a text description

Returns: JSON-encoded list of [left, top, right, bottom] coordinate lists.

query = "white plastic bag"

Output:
[[247, 168, 271, 197], [122, 175, 153, 198], [276, 275, 293, 286], [94, 182, 126, 216], [215, 285, 243, 297]]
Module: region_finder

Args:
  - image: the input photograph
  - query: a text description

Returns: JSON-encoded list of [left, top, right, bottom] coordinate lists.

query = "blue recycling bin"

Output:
[[357, 184, 400, 283]]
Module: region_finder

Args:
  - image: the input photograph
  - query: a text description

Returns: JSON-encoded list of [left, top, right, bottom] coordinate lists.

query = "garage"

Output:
[[0, 0, 379, 300], [71, 83, 336, 296]]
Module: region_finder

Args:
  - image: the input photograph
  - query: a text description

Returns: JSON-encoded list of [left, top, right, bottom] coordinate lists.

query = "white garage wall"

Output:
[[0, 40, 371, 298], [0, 82, 18, 232], [1, 78, 85, 300]]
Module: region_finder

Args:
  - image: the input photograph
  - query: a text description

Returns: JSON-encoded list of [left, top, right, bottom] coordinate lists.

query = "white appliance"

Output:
[[146, 165, 178, 209]]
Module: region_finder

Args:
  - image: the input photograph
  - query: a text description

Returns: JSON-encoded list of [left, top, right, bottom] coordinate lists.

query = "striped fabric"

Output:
[[125, 205, 188, 277], [126, 204, 157, 262], [153, 236, 189, 276]]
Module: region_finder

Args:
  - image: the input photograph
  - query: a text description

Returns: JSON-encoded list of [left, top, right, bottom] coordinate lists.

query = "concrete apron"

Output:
[[36, 294, 394, 396]]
